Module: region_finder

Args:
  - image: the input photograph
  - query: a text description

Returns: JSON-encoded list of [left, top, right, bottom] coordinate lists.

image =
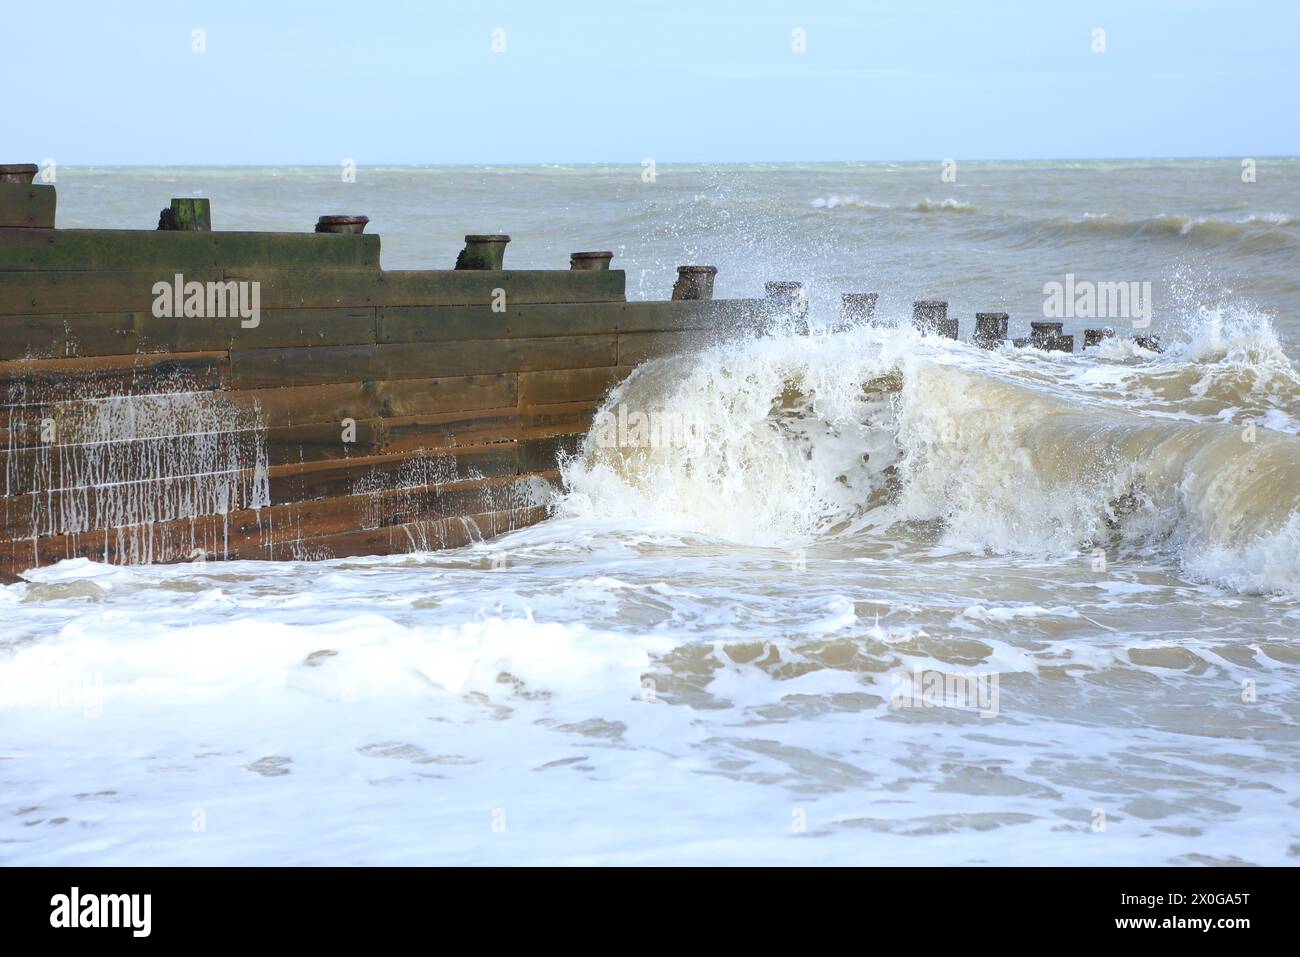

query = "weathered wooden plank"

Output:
[[617, 330, 717, 367], [0, 312, 138, 361], [0, 471, 550, 574], [1, 443, 524, 542], [263, 419, 386, 466], [0, 268, 388, 316], [0, 306, 378, 360], [376, 269, 625, 307], [1, 466, 262, 542], [263, 406, 524, 465], [257, 504, 552, 562], [209, 268, 627, 314], [519, 434, 585, 473], [0, 351, 229, 404], [0, 185, 56, 229], [0, 229, 380, 272], [1, 420, 260, 497], [0, 510, 232, 572], [230, 344, 379, 389], [232, 336, 616, 389], [619, 298, 769, 334], [216, 267, 384, 309], [376, 298, 768, 345], [234, 373, 518, 422], [268, 445, 519, 505], [0, 381, 369, 441], [3, 408, 508, 482], [230, 380, 375, 428], [224, 306, 376, 351], [517, 400, 598, 440], [0, 374, 522, 444], [2, 401, 527, 497], [378, 407, 520, 455], [0, 269, 626, 317], [518, 366, 627, 406], [139, 306, 377, 353], [0, 263, 680, 319], [343, 472, 549, 534], [376, 373, 518, 417], [377, 336, 618, 381], [0, 269, 223, 316], [378, 302, 625, 344]]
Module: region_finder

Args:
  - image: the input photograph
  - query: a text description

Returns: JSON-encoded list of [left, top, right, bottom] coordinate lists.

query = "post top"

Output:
[[571, 250, 614, 259], [678, 265, 717, 274], [0, 164, 39, 184], [465, 234, 511, 243], [315, 214, 369, 235]]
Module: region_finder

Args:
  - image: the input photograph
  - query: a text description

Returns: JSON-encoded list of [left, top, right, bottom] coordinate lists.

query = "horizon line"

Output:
[[24, 154, 1300, 170]]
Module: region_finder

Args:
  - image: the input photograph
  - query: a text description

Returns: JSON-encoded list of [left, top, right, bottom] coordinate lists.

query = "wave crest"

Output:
[[561, 316, 1300, 595]]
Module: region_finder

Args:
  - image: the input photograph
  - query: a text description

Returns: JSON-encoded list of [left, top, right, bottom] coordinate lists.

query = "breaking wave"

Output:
[[908, 198, 976, 213], [808, 196, 975, 213], [561, 311, 1300, 596], [804, 197, 1300, 254], [1032, 213, 1300, 249]]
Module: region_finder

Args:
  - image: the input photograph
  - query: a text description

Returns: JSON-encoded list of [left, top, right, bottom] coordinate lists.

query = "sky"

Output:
[[6, 0, 1297, 164]]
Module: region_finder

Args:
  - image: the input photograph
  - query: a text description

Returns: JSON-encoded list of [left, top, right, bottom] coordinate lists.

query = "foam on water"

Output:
[[2, 518, 1295, 865]]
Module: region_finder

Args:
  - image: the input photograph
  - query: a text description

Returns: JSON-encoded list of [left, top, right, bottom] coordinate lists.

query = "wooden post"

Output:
[[1030, 321, 1062, 341], [316, 215, 370, 234], [157, 198, 212, 231], [1083, 327, 1115, 348], [1134, 335, 1163, 352], [672, 265, 717, 300], [455, 234, 511, 270], [570, 251, 614, 271], [913, 300, 957, 339], [973, 312, 1008, 348], [840, 292, 878, 325], [766, 281, 808, 318], [0, 164, 38, 184], [1018, 322, 1073, 352]]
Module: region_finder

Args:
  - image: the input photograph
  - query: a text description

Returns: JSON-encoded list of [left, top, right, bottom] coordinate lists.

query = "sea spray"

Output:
[[562, 317, 1300, 595]]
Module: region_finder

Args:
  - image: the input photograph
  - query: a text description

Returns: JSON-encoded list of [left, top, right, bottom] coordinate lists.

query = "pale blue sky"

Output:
[[7, 0, 1296, 164]]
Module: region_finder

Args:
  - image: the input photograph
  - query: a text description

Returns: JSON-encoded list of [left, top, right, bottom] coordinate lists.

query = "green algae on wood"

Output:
[[158, 198, 212, 232]]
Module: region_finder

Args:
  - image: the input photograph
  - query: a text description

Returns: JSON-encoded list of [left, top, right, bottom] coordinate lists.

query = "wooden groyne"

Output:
[[0, 167, 1150, 579], [0, 171, 773, 580]]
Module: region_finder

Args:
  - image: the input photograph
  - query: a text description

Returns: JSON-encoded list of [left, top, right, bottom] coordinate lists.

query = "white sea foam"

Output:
[[809, 195, 891, 210]]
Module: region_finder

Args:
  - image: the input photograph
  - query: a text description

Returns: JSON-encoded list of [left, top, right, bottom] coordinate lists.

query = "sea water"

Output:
[[2, 162, 1298, 864]]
